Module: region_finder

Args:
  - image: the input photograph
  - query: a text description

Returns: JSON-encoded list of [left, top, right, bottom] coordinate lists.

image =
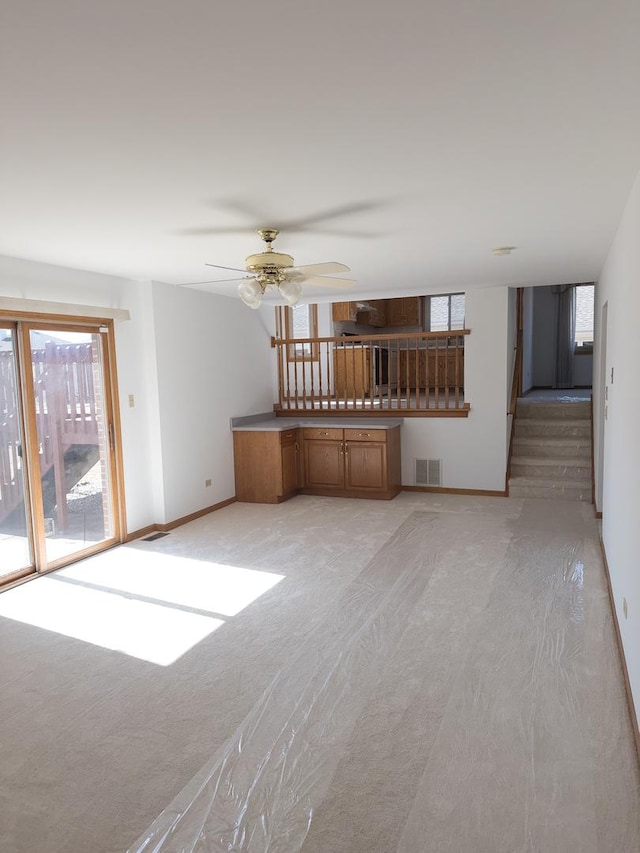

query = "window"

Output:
[[574, 284, 594, 348], [425, 293, 465, 332], [282, 304, 319, 361]]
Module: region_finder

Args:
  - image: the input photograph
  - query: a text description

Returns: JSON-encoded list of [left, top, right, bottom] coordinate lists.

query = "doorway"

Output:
[[0, 319, 123, 586], [596, 301, 608, 511]]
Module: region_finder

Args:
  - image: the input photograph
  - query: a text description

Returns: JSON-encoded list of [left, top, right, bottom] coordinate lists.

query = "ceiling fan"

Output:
[[180, 228, 356, 309]]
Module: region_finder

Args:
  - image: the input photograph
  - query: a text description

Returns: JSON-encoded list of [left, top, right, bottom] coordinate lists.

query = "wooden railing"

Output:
[[272, 330, 470, 416]]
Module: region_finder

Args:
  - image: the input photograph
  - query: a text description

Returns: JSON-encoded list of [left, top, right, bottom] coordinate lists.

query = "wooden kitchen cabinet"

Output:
[[332, 301, 359, 322], [300, 425, 401, 499], [233, 428, 301, 503], [364, 300, 387, 327], [386, 297, 421, 327], [300, 427, 345, 489], [333, 346, 372, 398]]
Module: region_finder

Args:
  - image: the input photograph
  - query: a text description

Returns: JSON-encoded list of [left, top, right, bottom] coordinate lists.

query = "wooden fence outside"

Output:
[[0, 342, 101, 528]]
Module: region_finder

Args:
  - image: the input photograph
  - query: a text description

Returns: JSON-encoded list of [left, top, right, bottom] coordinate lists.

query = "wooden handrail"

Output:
[[272, 329, 470, 347]]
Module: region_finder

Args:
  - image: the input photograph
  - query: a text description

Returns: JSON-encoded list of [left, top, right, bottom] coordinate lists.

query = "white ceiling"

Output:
[[2, 0, 640, 304]]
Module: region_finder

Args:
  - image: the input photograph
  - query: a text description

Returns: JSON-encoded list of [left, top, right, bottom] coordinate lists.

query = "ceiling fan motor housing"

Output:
[[245, 251, 294, 272]]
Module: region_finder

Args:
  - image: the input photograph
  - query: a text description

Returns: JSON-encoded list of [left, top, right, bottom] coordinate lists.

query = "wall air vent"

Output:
[[415, 458, 442, 487]]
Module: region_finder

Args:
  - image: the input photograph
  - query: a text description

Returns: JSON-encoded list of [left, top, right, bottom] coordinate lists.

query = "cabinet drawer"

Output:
[[344, 428, 386, 443], [280, 429, 298, 445], [303, 427, 343, 441]]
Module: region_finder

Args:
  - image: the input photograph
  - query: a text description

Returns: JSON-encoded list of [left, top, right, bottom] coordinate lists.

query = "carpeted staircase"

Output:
[[508, 398, 592, 501]]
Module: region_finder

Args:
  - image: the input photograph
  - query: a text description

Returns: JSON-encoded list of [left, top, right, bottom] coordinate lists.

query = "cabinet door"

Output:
[[332, 301, 358, 322], [280, 430, 300, 496], [303, 439, 345, 488], [386, 297, 421, 327], [366, 300, 387, 327], [345, 441, 387, 491]]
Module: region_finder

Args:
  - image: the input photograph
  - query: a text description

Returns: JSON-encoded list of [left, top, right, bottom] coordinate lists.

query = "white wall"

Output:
[[593, 168, 640, 730], [400, 286, 511, 492], [0, 255, 275, 531], [150, 282, 274, 522]]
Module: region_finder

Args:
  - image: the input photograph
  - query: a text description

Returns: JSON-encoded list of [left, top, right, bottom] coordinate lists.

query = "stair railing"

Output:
[[272, 329, 470, 416]]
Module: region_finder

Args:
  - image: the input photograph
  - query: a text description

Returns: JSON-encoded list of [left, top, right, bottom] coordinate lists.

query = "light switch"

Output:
[[128, 394, 135, 408]]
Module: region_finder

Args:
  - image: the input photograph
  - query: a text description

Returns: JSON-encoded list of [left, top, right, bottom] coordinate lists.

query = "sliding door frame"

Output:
[[0, 311, 126, 583]]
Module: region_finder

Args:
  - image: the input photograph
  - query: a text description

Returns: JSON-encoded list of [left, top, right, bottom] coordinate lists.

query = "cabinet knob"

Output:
[[358, 432, 370, 437], [320, 431, 328, 436]]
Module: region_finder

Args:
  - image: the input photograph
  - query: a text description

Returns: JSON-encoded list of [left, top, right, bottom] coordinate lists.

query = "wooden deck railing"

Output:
[[272, 330, 470, 416], [0, 342, 101, 526]]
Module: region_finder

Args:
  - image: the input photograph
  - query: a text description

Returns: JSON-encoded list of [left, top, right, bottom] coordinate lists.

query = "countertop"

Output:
[[231, 415, 404, 432]]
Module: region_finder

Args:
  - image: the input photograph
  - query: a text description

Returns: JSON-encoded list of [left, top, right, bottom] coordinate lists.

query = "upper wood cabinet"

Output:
[[332, 298, 420, 328], [332, 302, 359, 322], [364, 300, 387, 327], [385, 297, 421, 327]]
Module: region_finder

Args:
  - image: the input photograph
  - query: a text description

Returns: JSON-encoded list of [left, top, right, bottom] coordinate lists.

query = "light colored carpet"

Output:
[[0, 493, 638, 852]]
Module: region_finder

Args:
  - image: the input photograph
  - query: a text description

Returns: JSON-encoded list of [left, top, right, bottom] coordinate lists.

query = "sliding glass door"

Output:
[[0, 327, 32, 580], [0, 319, 121, 585]]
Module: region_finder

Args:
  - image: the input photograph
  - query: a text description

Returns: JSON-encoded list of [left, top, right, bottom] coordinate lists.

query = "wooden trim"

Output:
[[0, 566, 36, 590], [402, 485, 508, 497], [2, 318, 126, 577], [598, 538, 640, 767], [16, 322, 48, 572], [155, 497, 237, 532], [275, 406, 471, 418], [43, 538, 122, 573], [275, 328, 471, 346], [124, 524, 157, 543], [102, 321, 128, 542], [0, 297, 130, 322], [126, 497, 237, 540]]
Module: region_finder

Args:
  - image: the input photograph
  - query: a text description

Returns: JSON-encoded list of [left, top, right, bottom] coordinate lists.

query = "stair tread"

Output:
[[511, 455, 590, 465], [513, 436, 590, 445], [517, 415, 591, 427], [509, 475, 591, 488]]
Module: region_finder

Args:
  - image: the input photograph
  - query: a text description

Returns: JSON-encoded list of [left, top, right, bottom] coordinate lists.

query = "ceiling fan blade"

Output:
[[299, 275, 356, 289], [205, 262, 250, 274], [279, 201, 382, 230], [291, 262, 351, 276], [178, 276, 249, 287]]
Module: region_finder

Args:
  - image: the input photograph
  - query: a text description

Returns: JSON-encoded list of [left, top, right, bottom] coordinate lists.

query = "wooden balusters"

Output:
[[273, 330, 469, 415]]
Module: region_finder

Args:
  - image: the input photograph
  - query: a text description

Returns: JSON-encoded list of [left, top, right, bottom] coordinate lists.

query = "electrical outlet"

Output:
[[623, 597, 628, 619], [205, 479, 212, 487]]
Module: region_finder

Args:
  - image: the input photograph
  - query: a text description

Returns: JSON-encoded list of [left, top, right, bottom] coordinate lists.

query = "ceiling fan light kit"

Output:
[[185, 227, 356, 308]]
